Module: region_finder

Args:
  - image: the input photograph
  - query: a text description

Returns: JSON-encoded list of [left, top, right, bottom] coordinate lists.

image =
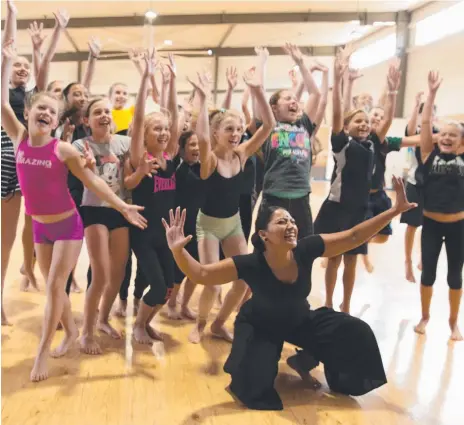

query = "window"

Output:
[[415, 1, 464, 46], [350, 34, 397, 69]]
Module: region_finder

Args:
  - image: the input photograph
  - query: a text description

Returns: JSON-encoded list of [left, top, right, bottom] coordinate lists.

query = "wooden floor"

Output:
[[1, 181, 463, 425]]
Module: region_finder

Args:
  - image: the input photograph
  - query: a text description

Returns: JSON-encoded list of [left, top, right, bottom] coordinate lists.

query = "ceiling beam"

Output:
[[2, 11, 398, 30], [64, 29, 80, 53], [218, 24, 236, 48], [21, 45, 337, 63]]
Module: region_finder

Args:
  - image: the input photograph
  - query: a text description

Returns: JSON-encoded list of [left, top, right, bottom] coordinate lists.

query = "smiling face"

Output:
[[85, 99, 113, 137], [259, 208, 298, 250], [183, 134, 200, 164], [271, 89, 299, 122], [109, 83, 129, 110], [26, 94, 60, 137], [438, 123, 463, 154], [345, 110, 371, 141], [213, 114, 244, 150], [66, 83, 89, 110], [48, 80, 65, 99], [369, 107, 385, 132], [144, 112, 171, 154], [10, 56, 31, 87]]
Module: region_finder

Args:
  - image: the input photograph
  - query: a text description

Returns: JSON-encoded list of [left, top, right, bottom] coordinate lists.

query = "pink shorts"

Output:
[[32, 211, 84, 245]]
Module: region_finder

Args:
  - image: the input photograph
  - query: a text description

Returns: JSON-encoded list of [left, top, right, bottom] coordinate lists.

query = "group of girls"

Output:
[[1, 0, 463, 411]]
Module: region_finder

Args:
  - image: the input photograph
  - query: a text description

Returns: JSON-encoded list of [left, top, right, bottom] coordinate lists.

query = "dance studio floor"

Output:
[[2, 181, 463, 425]]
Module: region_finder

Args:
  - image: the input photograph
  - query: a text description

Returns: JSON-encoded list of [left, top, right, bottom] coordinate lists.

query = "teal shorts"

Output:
[[196, 211, 244, 242]]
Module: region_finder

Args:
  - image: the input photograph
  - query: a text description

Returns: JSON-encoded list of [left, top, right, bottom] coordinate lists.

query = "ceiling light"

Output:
[[373, 21, 396, 27], [145, 10, 157, 19], [207, 49, 213, 55], [164, 40, 173, 45], [350, 20, 361, 25]]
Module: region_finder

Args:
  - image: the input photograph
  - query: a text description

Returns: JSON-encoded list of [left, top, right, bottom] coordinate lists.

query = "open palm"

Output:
[[162, 208, 192, 251], [392, 176, 417, 213]]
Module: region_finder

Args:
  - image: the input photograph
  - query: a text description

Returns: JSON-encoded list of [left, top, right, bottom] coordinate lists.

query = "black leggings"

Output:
[[421, 217, 464, 290], [131, 230, 174, 307], [118, 253, 148, 301]]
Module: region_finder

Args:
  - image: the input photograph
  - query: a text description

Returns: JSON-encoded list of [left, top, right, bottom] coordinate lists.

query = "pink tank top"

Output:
[[16, 138, 76, 215]]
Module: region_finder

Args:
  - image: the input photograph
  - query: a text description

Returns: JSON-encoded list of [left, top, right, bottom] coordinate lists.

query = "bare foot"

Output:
[[50, 325, 79, 358], [321, 258, 328, 269], [188, 320, 207, 344], [19, 275, 30, 292], [146, 323, 163, 341], [414, 317, 429, 335], [181, 306, 197, 320], [70, 279, 82, 293], [133, 325, 154, 344], [339, 303, 350, 314], [449, 321, 463, 342], [114, 300, 127, 318], [133, 298, 140, 316], [30, 353, 49, 382], [417, 261, 422, 271], [211, 322, 233, 343], [80, 335, 103, 355], [324, 302, 333, 309], [167, 304, 182, 320], [405, 261, 416, 283], [1, 311, 12, 326], [362, 256, 374, 274], [97, 321, 122, 339]]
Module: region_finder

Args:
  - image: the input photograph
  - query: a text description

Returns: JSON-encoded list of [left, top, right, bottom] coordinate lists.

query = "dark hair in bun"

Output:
[[251, 204, 286, 252]]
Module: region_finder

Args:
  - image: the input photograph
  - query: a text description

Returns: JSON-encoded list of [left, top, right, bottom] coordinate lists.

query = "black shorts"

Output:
[[81, 206, 129, 231], [174, 237, 199, 283], [314, 200, 367, 255], [400, 183, 423, 228], [262, 193, 313, 239], [1, 131, 20, 200], [366, 190, 393, 236]]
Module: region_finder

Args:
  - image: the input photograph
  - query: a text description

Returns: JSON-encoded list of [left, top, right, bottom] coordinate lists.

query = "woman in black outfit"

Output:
[[163, 177, 416, 410], [414, 71, 464, 341]]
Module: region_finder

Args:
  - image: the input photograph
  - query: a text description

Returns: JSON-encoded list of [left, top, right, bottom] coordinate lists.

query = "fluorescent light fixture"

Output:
[[164, 40, 173, 45], [373, 21, 396, 27], [145, 10, 157, 19]]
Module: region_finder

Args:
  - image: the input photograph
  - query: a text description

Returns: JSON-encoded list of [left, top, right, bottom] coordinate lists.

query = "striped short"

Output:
[[1, 128, 20, 200]]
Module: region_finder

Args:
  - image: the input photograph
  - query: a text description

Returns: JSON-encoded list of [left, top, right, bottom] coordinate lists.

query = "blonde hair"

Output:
[[443, 120, 464, 138], [343, 108, 367, 127], [143, 109, 172, 139], [26, 91, 63, 115]]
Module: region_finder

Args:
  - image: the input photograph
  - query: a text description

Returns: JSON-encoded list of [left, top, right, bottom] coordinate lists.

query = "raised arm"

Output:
[[253, 46, 269, 121], [187, 73, 215, 179], [420, 71, 442, 161], [406, 92, 424, 136], [36, 9, 69, 92], [165, 54, 179, 158], [130, 50, 155, 167], [163, 208, 239, 285], [241, 86, 252, 127], [283, 43, 321, 122], [222, 66, 238, 110], [332, 51, 347, 134], [343, 68, 363, 113], [312, 62, 329, 135], [27, 21, 47, 83], [1, 40, 27, 145], [321, 177, 416, 258], [129, 48, 161, 104], [81, 37, 101, 90], [236, 69, 276, 159], [2, 0, 17, 46], [160, 63, 171, 109], [376, 63, 401, 141]]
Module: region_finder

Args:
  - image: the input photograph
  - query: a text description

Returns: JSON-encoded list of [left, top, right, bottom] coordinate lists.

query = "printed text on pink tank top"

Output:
[[17, 150, 52, 168]]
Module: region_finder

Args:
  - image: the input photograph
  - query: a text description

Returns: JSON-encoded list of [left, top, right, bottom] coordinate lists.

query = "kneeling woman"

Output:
[[163, 177, 416, 410]]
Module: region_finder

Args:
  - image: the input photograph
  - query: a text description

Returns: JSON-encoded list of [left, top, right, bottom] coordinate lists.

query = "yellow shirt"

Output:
[[112, 105, 135, 133]]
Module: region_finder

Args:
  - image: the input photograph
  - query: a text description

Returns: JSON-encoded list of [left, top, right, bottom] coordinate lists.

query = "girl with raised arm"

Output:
[[415, 72, 464, 341], [186, 63, 275, 344], [1, 40, 146, 382], [163, 177, 415, 410]]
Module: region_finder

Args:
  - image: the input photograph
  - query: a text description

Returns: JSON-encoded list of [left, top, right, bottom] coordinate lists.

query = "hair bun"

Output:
[[251, 232, 264, 252]]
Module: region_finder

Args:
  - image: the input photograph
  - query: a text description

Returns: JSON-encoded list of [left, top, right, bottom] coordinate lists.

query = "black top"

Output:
[[10, 86, 36, 127], [200, 153, 245, 218], [371, 137, 402, 190], [232, 235, 325, 332], [173, 156, 205, 236], [423, 146, 464, 214], [132, 159, 177, 238], [328, 131, 375, 208]]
